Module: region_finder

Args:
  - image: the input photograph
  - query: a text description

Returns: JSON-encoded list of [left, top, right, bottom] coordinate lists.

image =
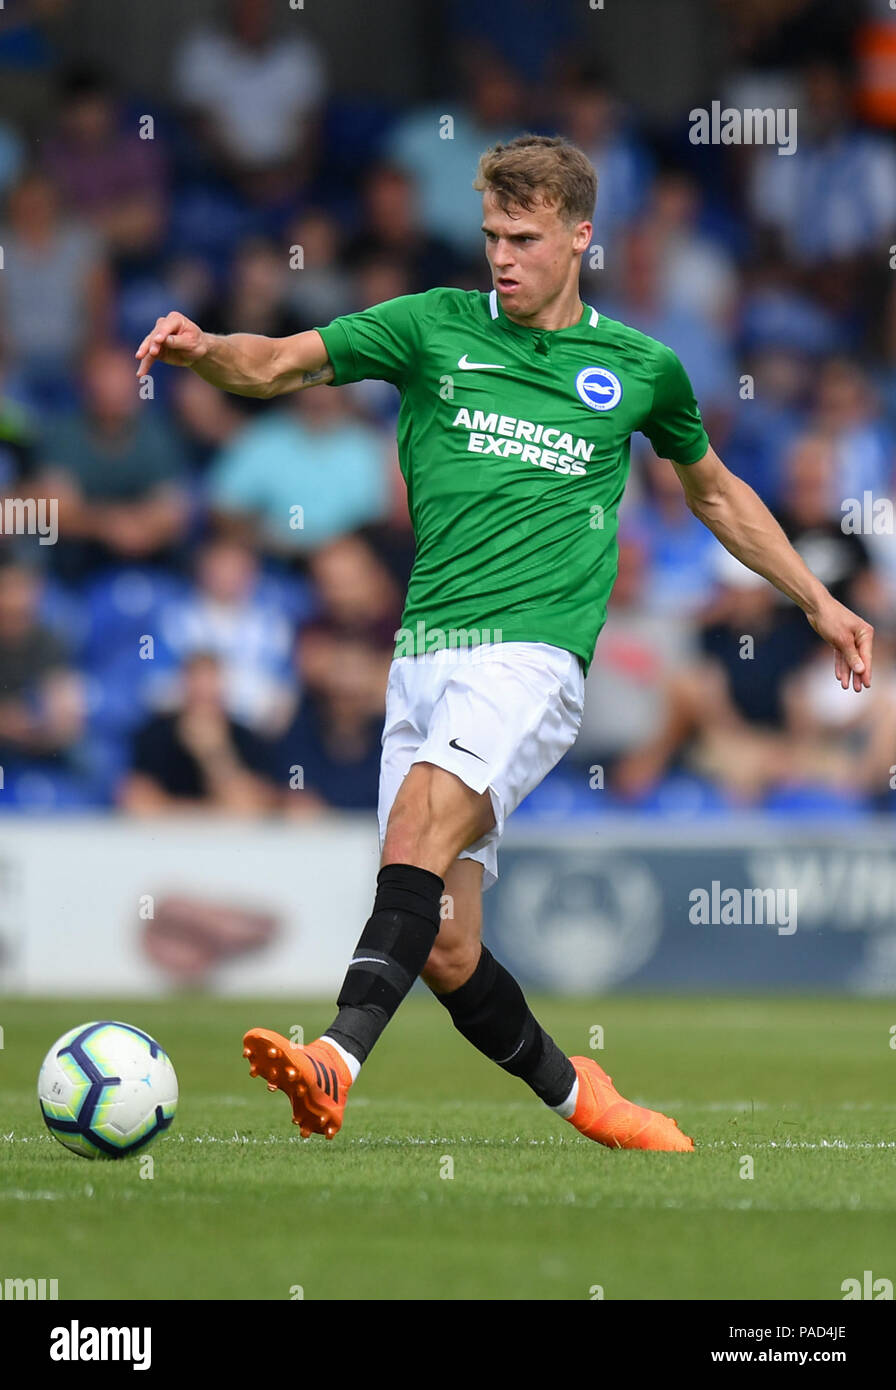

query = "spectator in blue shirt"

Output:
[[750, 59, 896, 303], [384, 47, 525, 259], [156, 536, 298, 735], [207, 377, 391, 560]]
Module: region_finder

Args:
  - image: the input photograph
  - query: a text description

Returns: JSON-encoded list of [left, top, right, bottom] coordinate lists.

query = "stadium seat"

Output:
[[0, 763, 100, 813], [761, 783, 871, 817], [632, 772, 734, 818], [37, 576, 90, 661], [83, 568, 188, 669], [514, 763, 610, 821]]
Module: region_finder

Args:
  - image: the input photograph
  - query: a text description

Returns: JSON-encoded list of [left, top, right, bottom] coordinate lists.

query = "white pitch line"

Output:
[[0, 1189, 64, 1201]]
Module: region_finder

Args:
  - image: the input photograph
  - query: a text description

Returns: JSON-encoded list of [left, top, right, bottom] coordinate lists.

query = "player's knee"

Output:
[[383, 801, 429, 852], [381, 825, 442, 876], [384, 774, 435, 845], [383, 764, 494, 873], [382, 793, 452, 869]]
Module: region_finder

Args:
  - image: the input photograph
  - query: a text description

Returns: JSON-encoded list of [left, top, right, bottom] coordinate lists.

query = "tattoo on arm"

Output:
[[300, 363, 334, 389]]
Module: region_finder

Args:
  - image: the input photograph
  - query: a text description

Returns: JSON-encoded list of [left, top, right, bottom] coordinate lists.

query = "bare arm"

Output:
[[135, 311, 333, 398], [672, 445, 874, 692]]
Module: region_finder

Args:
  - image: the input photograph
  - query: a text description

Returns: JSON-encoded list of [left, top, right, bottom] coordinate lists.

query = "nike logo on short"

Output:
[[458, 355, 505, 371], [449, 737, 487, 762]]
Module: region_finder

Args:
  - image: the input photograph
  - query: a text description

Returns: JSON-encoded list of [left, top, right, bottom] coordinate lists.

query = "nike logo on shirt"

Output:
[[458, 355, 505, 371]]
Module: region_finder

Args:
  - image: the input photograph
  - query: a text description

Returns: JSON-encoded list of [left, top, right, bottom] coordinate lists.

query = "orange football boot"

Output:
[[567, 1056, 694, 1151], [242, 1028, 353, 1139]]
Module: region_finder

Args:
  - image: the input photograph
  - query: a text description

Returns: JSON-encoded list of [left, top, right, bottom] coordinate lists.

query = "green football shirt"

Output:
[[316, 287, 709, 676]]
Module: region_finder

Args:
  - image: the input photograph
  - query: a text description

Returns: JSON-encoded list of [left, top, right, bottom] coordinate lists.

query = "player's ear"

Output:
[[573, 221, 592, 254]]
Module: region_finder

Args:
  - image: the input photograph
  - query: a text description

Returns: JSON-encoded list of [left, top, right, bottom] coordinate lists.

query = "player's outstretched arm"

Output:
[[134, 312, 333, 398], [671, 445, 874, 693]]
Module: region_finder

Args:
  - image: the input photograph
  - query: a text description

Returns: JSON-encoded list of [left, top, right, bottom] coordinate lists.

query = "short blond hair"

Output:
[[473, 134, 597, 225]]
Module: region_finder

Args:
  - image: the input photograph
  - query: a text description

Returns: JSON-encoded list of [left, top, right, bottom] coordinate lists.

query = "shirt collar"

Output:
[[488, 288, 599, 336]]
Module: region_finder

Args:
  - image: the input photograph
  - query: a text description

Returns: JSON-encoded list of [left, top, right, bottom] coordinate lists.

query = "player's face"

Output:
[[481, 191, 591, 321]]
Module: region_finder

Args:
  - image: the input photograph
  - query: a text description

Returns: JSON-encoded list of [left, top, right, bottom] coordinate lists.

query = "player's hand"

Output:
[[806, 596, 874, 692], [135, 312, 207, 377]]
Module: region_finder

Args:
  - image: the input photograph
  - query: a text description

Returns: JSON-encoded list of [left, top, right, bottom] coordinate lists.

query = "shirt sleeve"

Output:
[[640, 345, 710, 465], [315, 293, 425, 388]]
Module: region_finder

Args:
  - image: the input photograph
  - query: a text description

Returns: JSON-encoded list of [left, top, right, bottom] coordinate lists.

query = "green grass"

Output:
[[1, 996, 895, 1299]]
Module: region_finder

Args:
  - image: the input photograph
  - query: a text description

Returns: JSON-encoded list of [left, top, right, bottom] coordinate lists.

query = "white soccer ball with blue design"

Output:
[[38, 1021, 178, 1159]]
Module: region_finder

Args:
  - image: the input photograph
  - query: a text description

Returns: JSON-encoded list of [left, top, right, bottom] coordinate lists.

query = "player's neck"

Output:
[[503, 287, 584, 333]]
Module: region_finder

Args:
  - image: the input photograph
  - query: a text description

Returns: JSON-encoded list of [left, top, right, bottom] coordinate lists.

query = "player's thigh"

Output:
[[420, 856, 484, 993], [381, 760, 496, 875]]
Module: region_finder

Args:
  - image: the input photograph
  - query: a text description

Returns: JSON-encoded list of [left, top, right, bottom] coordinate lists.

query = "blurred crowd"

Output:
[[0, 0, 894, 819]]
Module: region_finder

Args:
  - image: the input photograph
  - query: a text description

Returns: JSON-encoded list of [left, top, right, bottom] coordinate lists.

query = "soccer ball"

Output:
[[38, 1021, 178, 1160]]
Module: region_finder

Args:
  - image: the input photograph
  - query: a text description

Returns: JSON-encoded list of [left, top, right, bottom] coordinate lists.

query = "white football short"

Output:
[[377, 641, 586, 891]]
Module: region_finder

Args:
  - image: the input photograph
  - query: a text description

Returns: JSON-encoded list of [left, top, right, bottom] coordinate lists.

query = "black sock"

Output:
[[325, 862, 444, 1065], [433, 946, 575, 1107]]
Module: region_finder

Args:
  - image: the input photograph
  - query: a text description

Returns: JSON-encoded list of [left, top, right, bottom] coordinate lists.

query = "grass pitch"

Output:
[[1, 995, 894, 1300]]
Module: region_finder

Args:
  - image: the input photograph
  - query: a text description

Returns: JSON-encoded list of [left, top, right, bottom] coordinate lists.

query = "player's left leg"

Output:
[[423, 857, 579, 1109], [425, 859, 694, 1151]]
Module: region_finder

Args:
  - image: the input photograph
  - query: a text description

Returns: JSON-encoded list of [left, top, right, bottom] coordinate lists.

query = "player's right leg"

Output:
[[243, 759, 495, 1138]]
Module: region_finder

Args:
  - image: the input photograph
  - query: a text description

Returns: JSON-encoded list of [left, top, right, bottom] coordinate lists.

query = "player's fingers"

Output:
[[135, 343, 160, 376], [841, 642, 859, 689], [136, 331, 196, 377], [141, 314, 185, 357], [157, 312, 183, 338], [135, 314, 180, 373], [160, 332, 194, 351], [855, 625, 874, 689], [135, 338, 169, 377], [837, 632, 867, 692]]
